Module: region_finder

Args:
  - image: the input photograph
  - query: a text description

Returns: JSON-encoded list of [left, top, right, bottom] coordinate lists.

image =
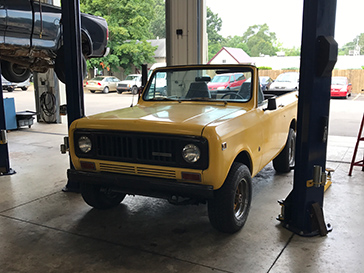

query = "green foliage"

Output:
[[149, 0, 165, 38], [258, 66, 272, 70], [242, 24, 278, 57], [281, 67, 299, 70], [362, 66, 364, 69], [80, 0, 157, 74], [339, 33, 364, 55], [282, 47, 301, 56], [207, 7, 224, 61]]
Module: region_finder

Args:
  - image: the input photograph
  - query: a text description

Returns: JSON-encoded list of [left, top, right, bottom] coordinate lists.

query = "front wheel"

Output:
[[273, 128, 296, 173], [81, 184, 126, 210], [208, 163, 252, 233]]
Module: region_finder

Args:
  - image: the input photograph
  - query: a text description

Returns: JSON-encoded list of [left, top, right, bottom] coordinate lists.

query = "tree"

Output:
[[80, 0, 157, 75], [206, 7, 224, 60], [149, 0, 165, 38], [242, 24, 278, 57], [222, 35, 250, 55], [339, 33, 364, 55]]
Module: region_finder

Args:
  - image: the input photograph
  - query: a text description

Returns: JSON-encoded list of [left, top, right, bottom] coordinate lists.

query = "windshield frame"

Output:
[[142, 64, 256, 104]]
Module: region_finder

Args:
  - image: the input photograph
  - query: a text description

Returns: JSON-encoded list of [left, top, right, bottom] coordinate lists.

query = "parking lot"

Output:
[[1, 86, 364, 272]]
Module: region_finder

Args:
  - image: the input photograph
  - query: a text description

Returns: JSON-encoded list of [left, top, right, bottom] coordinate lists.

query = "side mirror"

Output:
[[265, 97, 277, 111]]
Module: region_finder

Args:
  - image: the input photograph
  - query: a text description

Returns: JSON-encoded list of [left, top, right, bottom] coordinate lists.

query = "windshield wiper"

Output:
[[149, 97, 181, 102]]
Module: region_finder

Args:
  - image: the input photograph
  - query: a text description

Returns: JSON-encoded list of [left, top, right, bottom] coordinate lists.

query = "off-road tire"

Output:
[[55, 46, 87, 84], [81, 183, 126, 210], [1, 61, 31, 83], [208, 163, 252, 233], [273, 128, 296, 173]]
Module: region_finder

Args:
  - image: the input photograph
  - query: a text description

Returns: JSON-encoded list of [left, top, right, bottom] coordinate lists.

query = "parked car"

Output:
[[0, 1, 109, 83], [65, 64, 298, 233], [117, 74, 142, 94], [208, 73, 246, 92], [268, 72, 299, 94], [84, 76, 121, 94], [259, 76, 274, 91], [330, 76, 352, 98], [1, 75, 30, 92]]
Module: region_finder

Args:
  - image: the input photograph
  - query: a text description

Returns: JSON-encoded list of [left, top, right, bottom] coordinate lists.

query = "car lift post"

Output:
[[0, 66, 15, 175], [60, 0, 85, 192], [279, 0, 338, 236]]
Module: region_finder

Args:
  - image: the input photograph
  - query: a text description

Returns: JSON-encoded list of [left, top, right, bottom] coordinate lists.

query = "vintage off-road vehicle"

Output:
[[65, 64, 298, 233]]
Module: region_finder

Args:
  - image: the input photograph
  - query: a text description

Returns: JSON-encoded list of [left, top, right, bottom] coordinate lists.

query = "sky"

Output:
[[207, 0, 364, 49]]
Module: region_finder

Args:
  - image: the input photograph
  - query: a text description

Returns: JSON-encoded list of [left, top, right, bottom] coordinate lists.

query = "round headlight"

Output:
[[182, 144, 200, 163], [78, 136, 92, 153]]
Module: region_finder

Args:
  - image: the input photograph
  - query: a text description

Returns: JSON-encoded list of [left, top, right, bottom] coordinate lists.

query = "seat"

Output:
[[185, 82, 211, 99], [237, 82, 251, 100]]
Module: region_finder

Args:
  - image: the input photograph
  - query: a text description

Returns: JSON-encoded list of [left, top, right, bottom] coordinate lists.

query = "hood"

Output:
[[73, 103, 245, 136], [270, 81, 297, 90]]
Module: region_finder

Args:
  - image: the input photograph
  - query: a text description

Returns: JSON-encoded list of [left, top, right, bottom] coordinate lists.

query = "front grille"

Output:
[[74, 130, 208, 170], [118, 84, 127, 88], [99, 163, 176, 179]]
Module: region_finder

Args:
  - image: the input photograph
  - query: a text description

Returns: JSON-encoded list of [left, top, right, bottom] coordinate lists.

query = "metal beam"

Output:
[[0, 66, 15, 175], [280, 0, 338, 236], [61, 0, 84, 192]]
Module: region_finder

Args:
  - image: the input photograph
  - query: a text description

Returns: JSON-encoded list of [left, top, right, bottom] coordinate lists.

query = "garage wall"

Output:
[[259, 69, 364, 93]]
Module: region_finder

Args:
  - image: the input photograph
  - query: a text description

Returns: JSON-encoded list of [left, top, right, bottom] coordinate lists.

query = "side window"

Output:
[[230, 76, 235, 82], [258, 83, 264, 105]]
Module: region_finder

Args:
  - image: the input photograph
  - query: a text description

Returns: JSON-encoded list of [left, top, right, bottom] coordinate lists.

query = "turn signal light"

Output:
[[181, 172, 201, 182], [80, 161, 96, 170]]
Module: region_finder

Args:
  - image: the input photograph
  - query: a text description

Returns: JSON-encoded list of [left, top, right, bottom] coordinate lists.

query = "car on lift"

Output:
[[0, 1, 109, 84], [84, 76, 121, 94], [330, 76, 352, 98], [117, 74, 142, 94]]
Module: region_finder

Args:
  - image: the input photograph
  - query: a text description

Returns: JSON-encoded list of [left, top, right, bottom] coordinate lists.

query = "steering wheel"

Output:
[[221, 92, 245, 100]]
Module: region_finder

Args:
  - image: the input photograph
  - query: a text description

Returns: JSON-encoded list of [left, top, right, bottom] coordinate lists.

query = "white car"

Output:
[[268, 72, 299, 94], [117, 74, 142, 95], [1, 75, 30, 92]]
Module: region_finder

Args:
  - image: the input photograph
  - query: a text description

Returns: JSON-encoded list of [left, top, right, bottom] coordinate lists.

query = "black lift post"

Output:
[[0, 67, 15, 175], [280, 0, 338, 236], [61, 0, 85, 192]]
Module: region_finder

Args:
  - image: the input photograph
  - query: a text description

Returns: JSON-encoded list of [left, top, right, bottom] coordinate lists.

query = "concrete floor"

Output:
[[1, 92, 364, 272]]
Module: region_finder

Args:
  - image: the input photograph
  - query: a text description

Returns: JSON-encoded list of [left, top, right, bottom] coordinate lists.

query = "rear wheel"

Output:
[[90, 90, 96, 93], [208, 163, 252, 233], [273, 128, 296, 173], [103, 86, 109, 93], [1, 61, 31, 82], [131, 86, 138, 95], [81, 184, 126, 210], [55, 46, 87, 83], [21, 87, 28, 91]]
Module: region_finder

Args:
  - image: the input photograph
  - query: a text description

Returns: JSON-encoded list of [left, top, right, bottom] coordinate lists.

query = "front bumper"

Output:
[[68, 169, 214, 200]]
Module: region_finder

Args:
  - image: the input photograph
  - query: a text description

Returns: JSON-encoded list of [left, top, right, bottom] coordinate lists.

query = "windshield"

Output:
[[331, 77, 347, 85], [125, 75, 140, 81], [211, 75, 230, 83], [143, 66, 253, 103], [276, 73, 298, 83]]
